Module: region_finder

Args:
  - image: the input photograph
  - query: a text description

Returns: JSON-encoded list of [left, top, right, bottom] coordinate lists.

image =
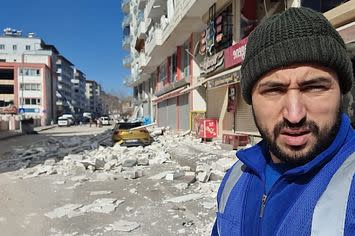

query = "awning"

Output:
[[179, 65, 242, 94], [179, 78, 205, 93], [152, 86, 186, 103]]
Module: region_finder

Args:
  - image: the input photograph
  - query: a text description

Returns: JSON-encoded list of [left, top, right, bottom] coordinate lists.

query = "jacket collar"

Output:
[[236, 113, 353, 179]]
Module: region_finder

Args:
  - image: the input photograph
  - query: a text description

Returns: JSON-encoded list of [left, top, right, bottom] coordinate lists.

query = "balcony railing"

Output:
[[121, 14, 132, 29], [123, 55, 133, 68], [121, 0, 130, 13]]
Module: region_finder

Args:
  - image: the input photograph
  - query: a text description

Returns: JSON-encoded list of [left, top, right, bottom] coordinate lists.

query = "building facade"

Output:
[[56, 55, 74, 116], [0, 28, 58, 125], [85, 79, 103, 118], [72, 68, 87, 114], [123, 0, 354, 137]]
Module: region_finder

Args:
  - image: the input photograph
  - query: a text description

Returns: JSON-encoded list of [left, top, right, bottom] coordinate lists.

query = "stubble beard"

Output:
[[252, 109, 342, 166]]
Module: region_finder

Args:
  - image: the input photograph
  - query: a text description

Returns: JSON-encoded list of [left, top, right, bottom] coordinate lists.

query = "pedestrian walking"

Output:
[[212, 7, 355, 235]]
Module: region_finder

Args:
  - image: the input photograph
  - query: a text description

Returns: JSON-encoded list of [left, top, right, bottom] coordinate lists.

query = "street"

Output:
[[0, 125, 238, 236]]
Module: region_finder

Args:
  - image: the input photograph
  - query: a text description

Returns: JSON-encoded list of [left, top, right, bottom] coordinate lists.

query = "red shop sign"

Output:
[[224, 37, 248, 68]]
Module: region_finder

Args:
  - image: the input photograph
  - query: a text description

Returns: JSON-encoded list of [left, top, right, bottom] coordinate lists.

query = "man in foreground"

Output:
[[212, 7, 354, 235]]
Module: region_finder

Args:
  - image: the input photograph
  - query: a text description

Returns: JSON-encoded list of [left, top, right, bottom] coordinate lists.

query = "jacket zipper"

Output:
[[259, 194, 268, 218]]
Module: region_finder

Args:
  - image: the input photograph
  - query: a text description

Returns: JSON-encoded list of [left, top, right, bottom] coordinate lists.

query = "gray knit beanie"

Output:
[[241, 7, 354, 105]]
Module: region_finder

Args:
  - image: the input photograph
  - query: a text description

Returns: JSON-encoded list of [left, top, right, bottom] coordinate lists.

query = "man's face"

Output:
[[251, 64, 342, 165]]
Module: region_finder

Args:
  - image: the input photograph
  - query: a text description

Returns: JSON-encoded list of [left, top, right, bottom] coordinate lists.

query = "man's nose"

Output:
[[282, 90, 306, 124]]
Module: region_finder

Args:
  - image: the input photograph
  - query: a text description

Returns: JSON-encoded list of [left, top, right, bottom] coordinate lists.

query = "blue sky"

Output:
[[0, 0, 131, 97]]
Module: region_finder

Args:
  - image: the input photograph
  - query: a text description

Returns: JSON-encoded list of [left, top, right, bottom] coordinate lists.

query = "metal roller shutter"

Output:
[[143, 102, 149, 117], [235, 85, 258, 132], [207, 87, 227, 119], [158, 100, 168, 127], [178, 94, 189, 130], [166, 98, 177, 129]]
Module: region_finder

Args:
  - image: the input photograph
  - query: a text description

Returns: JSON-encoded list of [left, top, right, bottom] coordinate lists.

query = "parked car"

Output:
[[100, 116, 110, 126], [62, 114, 75, 125], [112, 122, 153, 147], [58, 117, 70, 127]]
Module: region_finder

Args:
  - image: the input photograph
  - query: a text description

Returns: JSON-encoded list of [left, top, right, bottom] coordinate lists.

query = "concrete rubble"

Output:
[[4, 126, 241, 235]]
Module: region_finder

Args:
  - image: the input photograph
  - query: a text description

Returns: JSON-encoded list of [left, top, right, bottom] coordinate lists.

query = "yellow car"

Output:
[[112, 122, 153, 147]]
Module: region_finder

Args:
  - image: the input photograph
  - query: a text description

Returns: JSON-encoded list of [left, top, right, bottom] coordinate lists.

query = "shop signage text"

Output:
[[0, 105, 17, 114], [224, 37, 248, 68], [207, 71, 240, 89], [200, 51, 224, 75]]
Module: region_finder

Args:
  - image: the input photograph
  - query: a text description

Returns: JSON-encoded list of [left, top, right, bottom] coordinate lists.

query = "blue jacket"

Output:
[[212, 114, 355, 236]]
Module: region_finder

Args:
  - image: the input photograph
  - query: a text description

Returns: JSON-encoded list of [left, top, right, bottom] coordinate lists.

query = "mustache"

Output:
[[273, 118, 320, 137]]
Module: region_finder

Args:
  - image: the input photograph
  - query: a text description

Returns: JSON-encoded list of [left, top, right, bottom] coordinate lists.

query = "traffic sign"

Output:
[[19, 108, 25, 113]]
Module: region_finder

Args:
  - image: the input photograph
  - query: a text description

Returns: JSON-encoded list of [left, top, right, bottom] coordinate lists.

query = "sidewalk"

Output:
[[0, 125, 57, 141]]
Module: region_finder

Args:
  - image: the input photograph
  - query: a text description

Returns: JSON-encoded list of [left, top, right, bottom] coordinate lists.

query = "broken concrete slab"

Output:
[[163, 194, 203, 203], [45, 204, 83, 219], [109, 220, 140, 232]]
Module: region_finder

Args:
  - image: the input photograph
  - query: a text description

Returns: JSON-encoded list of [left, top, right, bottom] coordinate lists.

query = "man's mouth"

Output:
[[279, 128, 312, 146]]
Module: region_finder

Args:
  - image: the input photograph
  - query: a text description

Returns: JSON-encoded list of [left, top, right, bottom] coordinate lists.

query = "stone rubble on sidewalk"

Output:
[[6, 125, 243, 235]]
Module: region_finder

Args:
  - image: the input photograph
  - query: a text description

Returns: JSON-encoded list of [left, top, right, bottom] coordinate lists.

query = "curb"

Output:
[[0, 132, 24, 141]]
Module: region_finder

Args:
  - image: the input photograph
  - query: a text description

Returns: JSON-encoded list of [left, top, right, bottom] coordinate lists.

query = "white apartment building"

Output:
[[85, 80, 103, 117], [0, 28, 58, 125], [123, 0, 355, 138], [72, 68, 86, 114], [56, 55, 74, 116]]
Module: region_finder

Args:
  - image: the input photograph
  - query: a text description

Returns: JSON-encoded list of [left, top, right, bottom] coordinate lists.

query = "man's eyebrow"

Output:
[[299, 77, 333, 86], [258, 81, 287, 89]]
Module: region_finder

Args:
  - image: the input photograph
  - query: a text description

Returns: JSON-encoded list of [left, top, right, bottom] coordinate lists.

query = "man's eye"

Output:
[[261, 88, 284, 95], [302, 85, 327, 93]]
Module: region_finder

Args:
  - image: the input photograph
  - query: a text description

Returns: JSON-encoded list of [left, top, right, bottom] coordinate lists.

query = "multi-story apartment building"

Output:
[[56, 55, 74, 116], [85, 79, 103, 117], [72, 68, 86, 114], [0, 28, 58, 125], [124, 0, 355, 136]]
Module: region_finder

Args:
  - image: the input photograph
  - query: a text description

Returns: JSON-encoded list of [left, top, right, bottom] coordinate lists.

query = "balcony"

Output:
[[143, 0, 217, 72], [122, 35, 131, 50], [145, 23, 163, 57], [121, 14, 132, 29], [138, 52, 148, 68], [146, 0, 167, 19], [121, 0, 130, 14], [123, 75, 133, 86], [137, 17, 150, 39], [123, 55, 133, 68]]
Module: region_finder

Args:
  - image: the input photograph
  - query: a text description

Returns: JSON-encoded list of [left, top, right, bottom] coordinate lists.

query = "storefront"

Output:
[[154, 86, 190, 130]]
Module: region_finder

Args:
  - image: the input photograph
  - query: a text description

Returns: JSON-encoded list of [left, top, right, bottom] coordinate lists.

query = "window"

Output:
[[182, 43, 189, 79], [13, 45, 17, 50], [22, 98, 40, 105], [0, 85, 14, 94], [19, 68, 41, 76], [170, 52, 177, 83], [159, 61, 167, 82], [25, 45, 31, 50], [20, 83, 41, 91], [0, 44, 4, 50]]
